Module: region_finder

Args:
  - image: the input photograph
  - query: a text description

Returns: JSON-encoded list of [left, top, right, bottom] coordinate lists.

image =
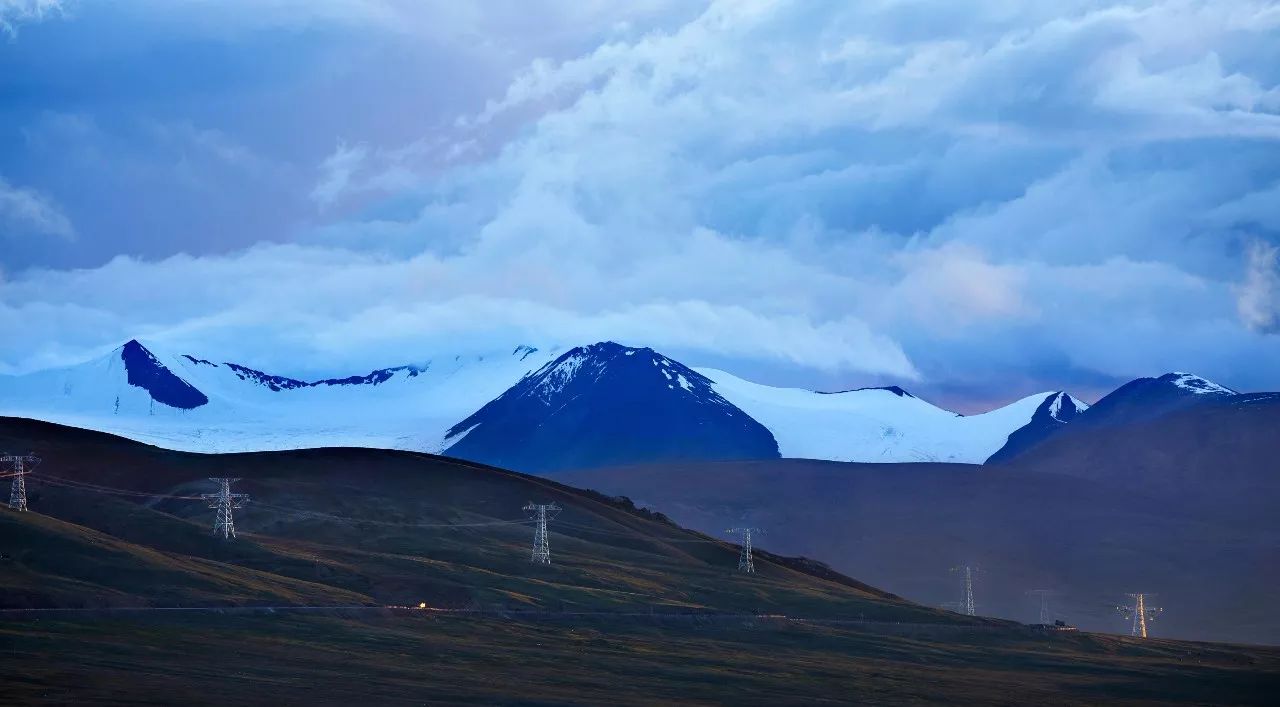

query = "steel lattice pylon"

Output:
[[201, 478, 249, 540], [1117, 593, 1162, 638], [726, 527, 763, 573], [2, 454, 40, 512], [524, 503, 561, 564], [1027, 589, 1056, 624], [950, 565, 980, 616]]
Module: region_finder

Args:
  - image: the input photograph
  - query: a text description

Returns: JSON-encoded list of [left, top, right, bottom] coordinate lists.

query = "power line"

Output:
[[1, 454, 41, 512], [524, 503, 562, 564], [31, 473, 205, 500], [249, 500, 532, 529], [201, 478, 249, 540], [726, 527, 763, 573]]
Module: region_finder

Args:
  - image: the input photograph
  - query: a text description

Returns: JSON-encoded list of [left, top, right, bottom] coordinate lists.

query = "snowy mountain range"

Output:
[[0, 338, 1244, 472]]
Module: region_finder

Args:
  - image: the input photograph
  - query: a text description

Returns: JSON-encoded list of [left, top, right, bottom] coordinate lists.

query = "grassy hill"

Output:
[[0, 416, 933, 620], [3, 417, 1279, 704]]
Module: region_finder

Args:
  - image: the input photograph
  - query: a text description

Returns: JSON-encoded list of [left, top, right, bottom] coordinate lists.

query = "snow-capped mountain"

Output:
[[985, 391, 1089, 463], [1047, 371, 1236, 435], [981, 371, 1244, 464], [442, 342, 779, 472], [0, 339, 558, 453], [3, 337, 1244, 473], [697, 368, 1087, 464]]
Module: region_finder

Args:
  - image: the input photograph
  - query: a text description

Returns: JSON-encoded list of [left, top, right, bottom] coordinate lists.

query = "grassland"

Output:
[[4, 613, 1279, 705], [2, 418, 1278, 704]]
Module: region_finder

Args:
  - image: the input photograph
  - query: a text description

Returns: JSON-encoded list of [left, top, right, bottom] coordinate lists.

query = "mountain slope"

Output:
[[1001, 392, 1280, 496], [988, 372, 1252, 464], [442, 342, 780, 473], [561, 455, 1280, 645], [986, 391, 1089, 463], [0, 416, 916, 618], [1066, 372, 1235, 430]]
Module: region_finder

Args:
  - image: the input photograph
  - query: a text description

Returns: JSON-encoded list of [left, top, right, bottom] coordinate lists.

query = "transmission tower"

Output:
[[1116, 593, 1162, 638], [1027, 589, 1056, 624], [1, 454, 40, 512], [726, 527, 763, 573], [201, 478, 249, 540], [523, 502, 561, 564], [950, 565, 980, 615]]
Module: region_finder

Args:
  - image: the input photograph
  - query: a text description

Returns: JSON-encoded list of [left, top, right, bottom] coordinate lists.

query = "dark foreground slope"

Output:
[[3, 417, 1278, 704], [0, 417, 903, 617], [562, 458, 1280, 645], [6, 613, 1280, 706]]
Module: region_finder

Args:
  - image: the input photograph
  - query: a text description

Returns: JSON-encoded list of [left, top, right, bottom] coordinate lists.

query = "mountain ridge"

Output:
[[0, 337, 1256, 473]]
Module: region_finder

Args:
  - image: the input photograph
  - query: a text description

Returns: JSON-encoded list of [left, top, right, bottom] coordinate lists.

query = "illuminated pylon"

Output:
[[524, 502, 561, 564], [1, 454, 40, 512], [950, 565, 980, 615], [1116, 593, 1162, 638], [1026, 589, 1056, 624], [726, 527, 763, 573], [200, 478, 249, 540]]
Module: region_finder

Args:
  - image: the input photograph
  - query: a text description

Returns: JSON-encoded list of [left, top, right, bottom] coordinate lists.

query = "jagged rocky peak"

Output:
[[1046, 391, 1088, 422], [120, 340, 209, 410]]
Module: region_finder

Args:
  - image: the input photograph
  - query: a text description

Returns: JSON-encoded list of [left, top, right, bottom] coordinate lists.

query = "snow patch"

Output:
[[1169, 372, 1235, 396]]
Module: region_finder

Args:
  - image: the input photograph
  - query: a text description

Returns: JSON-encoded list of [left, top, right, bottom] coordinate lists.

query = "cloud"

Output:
[[6, 0, 1280, 400], [1238, 240, 1280, 334], [310, 142, 369, 208], [0, 241, 917, 379], [0, 0, 62, 37], [0, 176, 74, 240]]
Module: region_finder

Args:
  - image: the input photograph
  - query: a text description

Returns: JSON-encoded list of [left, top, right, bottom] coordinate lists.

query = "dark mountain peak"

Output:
[[443, 344, 778, 473], [985, 391, 1085, 463], [119, 340, 208, 410], [512, 345, 539, 360], [1044, 391, 1087, 423], [520, 341, 716, 407], [998, 372, 1240, 452]]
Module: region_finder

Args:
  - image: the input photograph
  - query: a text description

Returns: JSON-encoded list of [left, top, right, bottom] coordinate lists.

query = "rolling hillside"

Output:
[[0, 416, 917, 618], [3, 417, 1279, 704]]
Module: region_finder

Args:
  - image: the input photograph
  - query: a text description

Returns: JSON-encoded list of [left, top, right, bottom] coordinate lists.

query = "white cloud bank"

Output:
[[4, 0, 1280, 397]]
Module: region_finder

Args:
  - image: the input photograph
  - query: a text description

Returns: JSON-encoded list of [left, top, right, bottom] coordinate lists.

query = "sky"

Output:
[[1, 0, 1279, 411]]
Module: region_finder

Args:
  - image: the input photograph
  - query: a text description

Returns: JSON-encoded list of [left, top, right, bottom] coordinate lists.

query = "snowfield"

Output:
[[0, 342, 558, 454], [1, 339, 1093, 466], [697, 368, 1080, 464]]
